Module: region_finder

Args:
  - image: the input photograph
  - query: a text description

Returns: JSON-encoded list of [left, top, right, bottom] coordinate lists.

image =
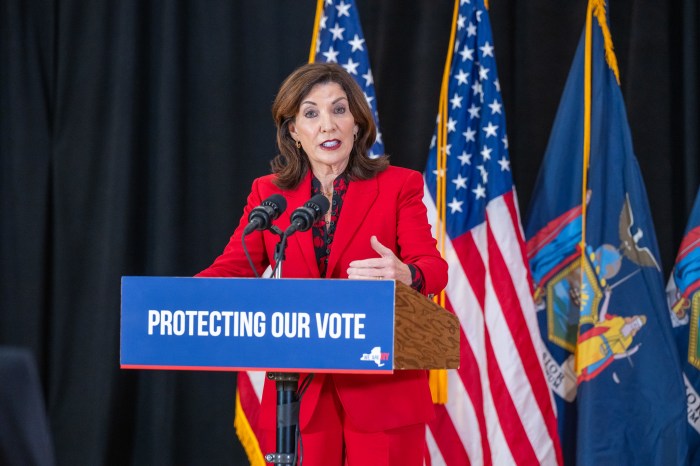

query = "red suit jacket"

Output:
[[197, 165, 448, 432]]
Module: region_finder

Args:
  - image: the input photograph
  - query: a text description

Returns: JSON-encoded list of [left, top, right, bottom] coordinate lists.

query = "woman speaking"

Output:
[[197, 62, 448, 465]]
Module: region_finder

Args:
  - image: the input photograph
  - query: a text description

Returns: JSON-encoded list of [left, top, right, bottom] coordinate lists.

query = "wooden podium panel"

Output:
[[393, 281, 460, 370]]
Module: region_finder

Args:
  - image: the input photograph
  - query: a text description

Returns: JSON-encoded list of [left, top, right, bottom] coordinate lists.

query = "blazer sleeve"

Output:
[[395, 170, 448, 295], [195, 178, 271, 278]]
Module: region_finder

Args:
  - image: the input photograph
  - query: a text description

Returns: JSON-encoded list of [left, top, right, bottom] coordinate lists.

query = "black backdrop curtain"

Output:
[[1, 0, 698, 464]]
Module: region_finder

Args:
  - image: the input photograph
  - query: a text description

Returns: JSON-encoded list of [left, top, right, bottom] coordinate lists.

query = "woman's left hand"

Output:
[[347, 236, 412, 286]]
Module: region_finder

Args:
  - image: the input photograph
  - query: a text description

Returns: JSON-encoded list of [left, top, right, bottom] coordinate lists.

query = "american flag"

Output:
[[422, 1, 562, 464], [311, 0, 384, 158]]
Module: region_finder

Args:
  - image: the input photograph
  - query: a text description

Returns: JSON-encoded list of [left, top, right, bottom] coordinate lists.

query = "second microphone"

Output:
[[285, 193, 331, 236]]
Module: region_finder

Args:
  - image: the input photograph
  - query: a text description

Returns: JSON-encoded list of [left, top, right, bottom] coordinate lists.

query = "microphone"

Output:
[[285, 194, 330, 236], [243, 194, 287, 235]]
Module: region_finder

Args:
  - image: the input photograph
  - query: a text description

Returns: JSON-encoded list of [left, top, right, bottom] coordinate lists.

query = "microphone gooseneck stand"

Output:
[[263, 195, 330, 465], [264, 227, 300, 466]]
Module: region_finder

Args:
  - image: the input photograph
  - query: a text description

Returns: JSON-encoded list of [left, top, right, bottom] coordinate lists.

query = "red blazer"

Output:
[[198, 165, 448, 432]]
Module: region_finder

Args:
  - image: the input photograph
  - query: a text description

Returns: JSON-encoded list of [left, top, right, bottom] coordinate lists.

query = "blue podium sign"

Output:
[[121, 277, 397, 373]]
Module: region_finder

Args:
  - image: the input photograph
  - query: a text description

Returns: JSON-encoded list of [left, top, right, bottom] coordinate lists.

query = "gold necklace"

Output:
[[322, 189, 333, 224]]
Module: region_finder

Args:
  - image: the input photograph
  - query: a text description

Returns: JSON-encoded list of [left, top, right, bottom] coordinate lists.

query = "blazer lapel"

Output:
[[281, 172, 320, 278], [327, 176, 379, 276]]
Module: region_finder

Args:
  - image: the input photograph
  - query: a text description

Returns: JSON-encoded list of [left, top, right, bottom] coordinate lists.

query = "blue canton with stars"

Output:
[[424, 0, 513, 237], [314, 0, 384, 158]]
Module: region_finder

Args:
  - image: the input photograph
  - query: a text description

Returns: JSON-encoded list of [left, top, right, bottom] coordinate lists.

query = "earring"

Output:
[[296, 140, 301, 149]]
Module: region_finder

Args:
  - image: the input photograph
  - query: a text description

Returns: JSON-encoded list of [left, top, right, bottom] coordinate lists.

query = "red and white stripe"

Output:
[[424, 187, 562, 466]]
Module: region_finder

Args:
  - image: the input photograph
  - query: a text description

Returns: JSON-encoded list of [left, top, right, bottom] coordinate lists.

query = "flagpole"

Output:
[[308, 0, 324, 63], [429, 0, 461, 406], [436, 0, 460, 308], [575, 0, 594, 376], [581, 0, 592, 253]]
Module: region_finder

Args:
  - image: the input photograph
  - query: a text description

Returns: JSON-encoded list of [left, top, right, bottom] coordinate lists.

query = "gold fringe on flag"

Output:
[[591, 0, 620, 83], [429, 0, 461, 405], [429, 368, 449, 404], [233, 389, 266, 466]]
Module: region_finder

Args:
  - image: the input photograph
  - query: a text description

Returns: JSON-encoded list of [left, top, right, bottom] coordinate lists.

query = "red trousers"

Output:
[[261, 376, 427, 466]]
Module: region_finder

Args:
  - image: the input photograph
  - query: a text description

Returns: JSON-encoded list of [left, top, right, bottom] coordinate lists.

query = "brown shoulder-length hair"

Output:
[[270, 62, 389, 190]]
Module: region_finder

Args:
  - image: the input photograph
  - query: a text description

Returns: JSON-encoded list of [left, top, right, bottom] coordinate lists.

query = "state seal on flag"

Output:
[[546, 255, 604, 353]]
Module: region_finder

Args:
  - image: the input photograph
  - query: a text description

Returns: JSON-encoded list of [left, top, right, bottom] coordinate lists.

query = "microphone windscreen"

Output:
[[305, 193, 330, 220], [262, 194, 287, 217]]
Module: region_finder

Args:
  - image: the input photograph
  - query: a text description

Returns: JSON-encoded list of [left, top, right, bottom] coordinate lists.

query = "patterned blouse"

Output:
[[310, 173, 425, 292]]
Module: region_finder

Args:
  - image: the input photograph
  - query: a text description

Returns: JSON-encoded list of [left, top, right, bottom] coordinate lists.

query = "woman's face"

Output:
[[289, 82, 359, 177]]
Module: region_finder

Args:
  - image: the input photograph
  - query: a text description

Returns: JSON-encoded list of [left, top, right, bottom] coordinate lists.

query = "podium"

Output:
[[121, 277, 460, 463]]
